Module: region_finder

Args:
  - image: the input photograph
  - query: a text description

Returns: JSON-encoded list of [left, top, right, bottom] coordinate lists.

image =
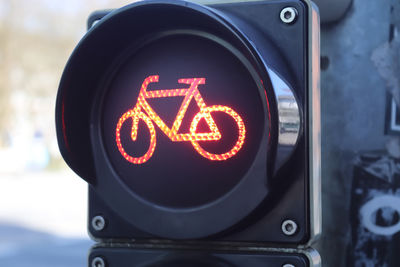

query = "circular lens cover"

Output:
[[102, 33, 266, 209]]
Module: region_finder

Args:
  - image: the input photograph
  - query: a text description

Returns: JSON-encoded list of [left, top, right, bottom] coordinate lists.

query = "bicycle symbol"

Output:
[[115, 75, 246, 164]]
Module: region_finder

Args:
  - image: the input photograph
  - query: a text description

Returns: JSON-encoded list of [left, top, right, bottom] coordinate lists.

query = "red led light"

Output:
[[115, 75, 246, 164], [190, 105, 245, 161]]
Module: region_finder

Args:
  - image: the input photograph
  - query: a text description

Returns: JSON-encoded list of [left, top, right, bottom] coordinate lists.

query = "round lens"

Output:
[[102, 33, 266, 208]]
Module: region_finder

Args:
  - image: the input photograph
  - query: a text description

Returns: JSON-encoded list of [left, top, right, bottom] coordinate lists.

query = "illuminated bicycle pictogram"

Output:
[[116, 75, 246, 164]]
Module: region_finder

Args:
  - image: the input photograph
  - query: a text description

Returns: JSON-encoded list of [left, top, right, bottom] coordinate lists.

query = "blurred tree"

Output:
[[0, 1, 13, 147], [0, 0, 135, 152]]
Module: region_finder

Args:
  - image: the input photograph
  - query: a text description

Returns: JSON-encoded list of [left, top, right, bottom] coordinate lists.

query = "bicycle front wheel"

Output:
[[190, 105, 246, 161], [116, 110, 156, 164]]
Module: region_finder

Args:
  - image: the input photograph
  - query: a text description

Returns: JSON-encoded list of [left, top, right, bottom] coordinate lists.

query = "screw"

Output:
[[91, 215, 106, 231], [283, 264, 295, 267], [281, 219, 298, 236], [280, 7, 298, 24], [92, 257, 106, 267]]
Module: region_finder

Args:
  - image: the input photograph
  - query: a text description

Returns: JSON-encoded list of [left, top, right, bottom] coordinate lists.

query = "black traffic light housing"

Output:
[[56, 0, 320, 251], [89, 245, 321, 267]]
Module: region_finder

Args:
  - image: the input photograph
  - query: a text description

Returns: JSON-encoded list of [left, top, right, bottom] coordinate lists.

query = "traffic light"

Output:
[[56, 0, 320, 265]]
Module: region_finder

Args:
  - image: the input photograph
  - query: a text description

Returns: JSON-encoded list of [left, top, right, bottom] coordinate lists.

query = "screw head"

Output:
[[91, 215, 106, 231], [92, 257, 106, 267], [281, 219, 298, 236], [280, 7, 298, 24]]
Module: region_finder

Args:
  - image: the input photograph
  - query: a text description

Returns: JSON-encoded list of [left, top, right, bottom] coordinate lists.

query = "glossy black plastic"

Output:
[[57, 0, 310, 244]]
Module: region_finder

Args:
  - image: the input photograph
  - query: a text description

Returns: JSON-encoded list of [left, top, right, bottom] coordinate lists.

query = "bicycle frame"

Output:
[[131, 75, 222, 142]]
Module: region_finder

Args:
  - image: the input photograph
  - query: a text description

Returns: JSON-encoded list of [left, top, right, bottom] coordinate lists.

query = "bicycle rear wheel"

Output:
[[116, 110, 156, 164], [190, 105, 245, 161]]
